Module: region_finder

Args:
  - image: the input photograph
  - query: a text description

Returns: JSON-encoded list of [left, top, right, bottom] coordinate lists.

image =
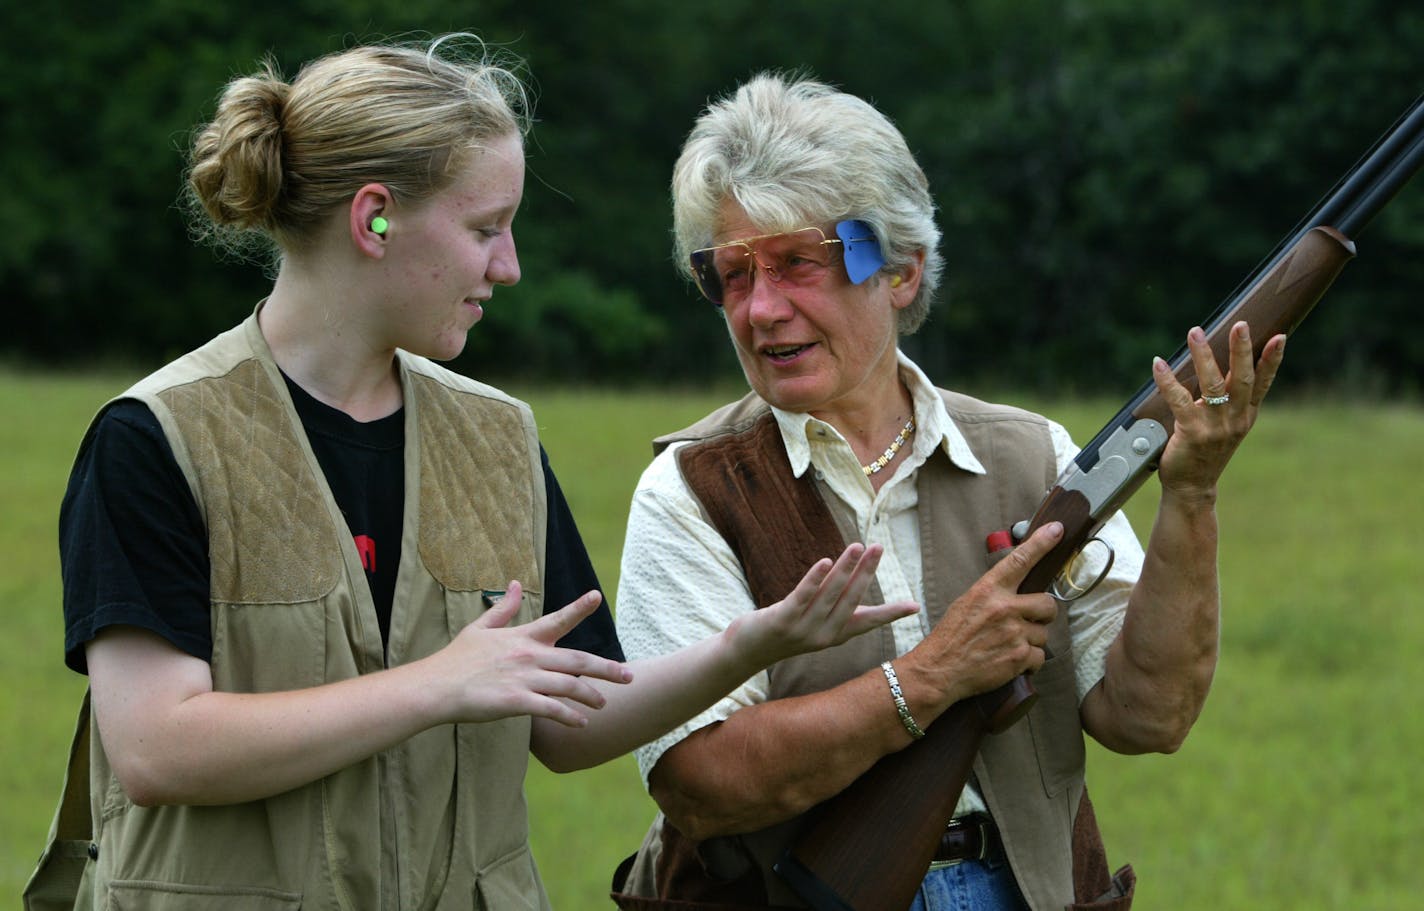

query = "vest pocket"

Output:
[[446, 589, 493, 640], [445, 587, 543, 641], [1025, 650, 1086, 797], [107, 880, 300, 910], [473, 844, 543, 911], [21, 838, 91, 911], [210, 599, 327, 692]]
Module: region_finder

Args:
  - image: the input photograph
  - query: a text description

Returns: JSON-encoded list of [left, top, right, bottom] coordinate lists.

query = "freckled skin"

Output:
[[378, 133, 525, 362]]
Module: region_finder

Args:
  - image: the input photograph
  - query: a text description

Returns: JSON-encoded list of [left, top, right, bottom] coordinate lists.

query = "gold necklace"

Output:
[[862, 416, 916, 476]]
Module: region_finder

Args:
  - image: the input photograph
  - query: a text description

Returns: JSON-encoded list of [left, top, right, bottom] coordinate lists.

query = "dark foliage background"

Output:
[[4, 0, 1422, 395]]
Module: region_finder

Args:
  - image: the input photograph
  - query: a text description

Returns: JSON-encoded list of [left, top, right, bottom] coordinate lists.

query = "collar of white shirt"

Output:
[[767, 351, 988, 480]]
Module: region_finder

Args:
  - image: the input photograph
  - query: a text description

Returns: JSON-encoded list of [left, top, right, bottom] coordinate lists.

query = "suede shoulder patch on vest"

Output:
[[411, 372, 540, 594], [677, 413, 846, 609], [159, 359, 342, 604]]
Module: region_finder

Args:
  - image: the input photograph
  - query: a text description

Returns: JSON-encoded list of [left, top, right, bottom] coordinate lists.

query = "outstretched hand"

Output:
[[728, 543, 919, 670], [1152, 321, 1287, 504], [425, 581, 632, 728]]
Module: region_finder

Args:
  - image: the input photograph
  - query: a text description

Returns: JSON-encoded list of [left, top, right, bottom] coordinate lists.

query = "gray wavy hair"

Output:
[[671, 72, 943, 334]]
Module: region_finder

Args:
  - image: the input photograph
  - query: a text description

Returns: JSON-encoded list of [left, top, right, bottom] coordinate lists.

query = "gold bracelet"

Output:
[[880, 660, 925, 739]]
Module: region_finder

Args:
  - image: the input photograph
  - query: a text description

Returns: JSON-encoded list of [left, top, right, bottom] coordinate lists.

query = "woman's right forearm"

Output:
[[88, 630, 454, 806], [648, 668, 913, 840], [88, 598, 629, 808]]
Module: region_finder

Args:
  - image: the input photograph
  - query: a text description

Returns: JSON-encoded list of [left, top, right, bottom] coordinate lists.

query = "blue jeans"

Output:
[[909, 858, 1029, 911]]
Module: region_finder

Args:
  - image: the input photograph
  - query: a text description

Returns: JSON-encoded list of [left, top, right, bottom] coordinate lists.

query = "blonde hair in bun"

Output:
[[184, 33, 530, 262]]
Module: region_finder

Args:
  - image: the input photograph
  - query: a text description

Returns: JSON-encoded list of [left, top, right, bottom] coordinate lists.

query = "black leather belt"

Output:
[[931, 815, 1004, 866]]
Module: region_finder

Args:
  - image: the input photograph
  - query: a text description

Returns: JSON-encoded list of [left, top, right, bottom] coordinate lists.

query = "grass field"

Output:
[[2, 367, 1420, 909]]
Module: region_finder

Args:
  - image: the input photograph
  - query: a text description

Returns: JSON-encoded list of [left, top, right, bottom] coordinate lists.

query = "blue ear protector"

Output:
[[835, 220, 886, 284]]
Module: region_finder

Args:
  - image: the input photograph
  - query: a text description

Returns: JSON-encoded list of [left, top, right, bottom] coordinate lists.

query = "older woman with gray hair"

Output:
[[612, 72, 1286, 911]]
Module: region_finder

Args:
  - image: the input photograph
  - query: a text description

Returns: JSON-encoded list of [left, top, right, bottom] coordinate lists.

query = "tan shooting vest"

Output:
[[25, 312, 552, 911], [612, 392, 1132, 911]]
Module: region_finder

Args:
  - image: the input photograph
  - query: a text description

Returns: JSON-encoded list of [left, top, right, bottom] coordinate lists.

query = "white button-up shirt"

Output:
[[616, 353, 1142, 816]]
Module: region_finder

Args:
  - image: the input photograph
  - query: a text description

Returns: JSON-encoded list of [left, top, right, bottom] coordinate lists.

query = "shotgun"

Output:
[[776, 92, 1424, 911]]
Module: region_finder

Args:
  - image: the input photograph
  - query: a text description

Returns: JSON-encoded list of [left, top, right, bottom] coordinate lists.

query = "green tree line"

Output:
[[4, 0, 1421, 394]]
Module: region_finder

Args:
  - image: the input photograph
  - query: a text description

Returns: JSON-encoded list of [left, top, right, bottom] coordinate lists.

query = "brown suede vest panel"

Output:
[[614, 389, 1119, 911], [658, 412, 895, 908], [676, 413, 846, 610]]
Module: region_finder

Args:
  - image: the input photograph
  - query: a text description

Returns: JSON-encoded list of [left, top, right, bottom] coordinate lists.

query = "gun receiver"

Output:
[[776, 93, 1424, 911]]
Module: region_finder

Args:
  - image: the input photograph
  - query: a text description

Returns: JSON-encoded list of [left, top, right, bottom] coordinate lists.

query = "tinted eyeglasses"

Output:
[[689, 219, 885, 307]]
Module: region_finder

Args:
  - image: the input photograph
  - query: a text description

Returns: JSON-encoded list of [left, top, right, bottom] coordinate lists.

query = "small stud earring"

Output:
[[370, 216, 389, 236]]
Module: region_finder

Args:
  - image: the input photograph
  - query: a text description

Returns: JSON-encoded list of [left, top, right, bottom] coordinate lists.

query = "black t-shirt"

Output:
[[59, 381, 622, 673]]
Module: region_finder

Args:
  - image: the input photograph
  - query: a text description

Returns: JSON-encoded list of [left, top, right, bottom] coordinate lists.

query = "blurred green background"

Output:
[[3, 0, 1422, 393]]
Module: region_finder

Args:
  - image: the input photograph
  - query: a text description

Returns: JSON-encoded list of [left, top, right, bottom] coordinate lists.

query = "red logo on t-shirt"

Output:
[[354, 535, 376, 573]]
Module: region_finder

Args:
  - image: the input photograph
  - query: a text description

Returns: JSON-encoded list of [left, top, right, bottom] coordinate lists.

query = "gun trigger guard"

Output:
[[1050, 537, 1115, 602]]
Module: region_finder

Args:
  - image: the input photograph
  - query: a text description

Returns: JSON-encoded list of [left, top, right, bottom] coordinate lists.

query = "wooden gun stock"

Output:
[[777, 93, 1424, 911]]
